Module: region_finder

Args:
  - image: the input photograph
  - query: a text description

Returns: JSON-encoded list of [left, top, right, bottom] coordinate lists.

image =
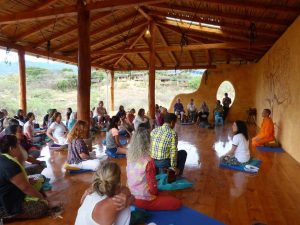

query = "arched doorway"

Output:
[[216, 81, 235, 107]]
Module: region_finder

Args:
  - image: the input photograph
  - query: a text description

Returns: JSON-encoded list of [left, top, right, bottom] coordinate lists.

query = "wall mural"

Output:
[[263, 40, 292, 135]]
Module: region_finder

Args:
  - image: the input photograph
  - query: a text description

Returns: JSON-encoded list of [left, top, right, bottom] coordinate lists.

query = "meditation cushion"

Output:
[[264, 139, 280, 148], [63, 163, 94, 174], [156, 173, 193, 191], [219, 158, 262, 174]]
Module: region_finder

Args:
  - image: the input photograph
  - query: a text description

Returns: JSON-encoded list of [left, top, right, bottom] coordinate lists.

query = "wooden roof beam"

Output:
[[53, 16, 146, 52], [91, 28, 145, 61], [113, 28, 146, 67], [114, 64, 217, 71], [156, 25, 178, 66], [14, 19, 56, 40], [35, 11, 112, 47], [95, 42, 271, 55], [201, 0, 300, 14], [151, 3, 289, 27], [138, 53, 149, 67], [149, 10, 281, 38], [0, 0, 166, 25], [142, 36, 163, 67]]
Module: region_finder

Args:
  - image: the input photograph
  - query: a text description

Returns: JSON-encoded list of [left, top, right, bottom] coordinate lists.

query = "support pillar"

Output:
[[110, 70, 115, 112], [148, 21, 156, 119], [77, 0, 91, 126], [18, 50, 26, 114]]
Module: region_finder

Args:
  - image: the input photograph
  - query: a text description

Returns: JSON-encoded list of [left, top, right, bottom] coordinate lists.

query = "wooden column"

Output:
[[148, 21, 156, 119], [77, 0, 91, 125], [18, 50, 26, 114], [110, 70, 115, 112]]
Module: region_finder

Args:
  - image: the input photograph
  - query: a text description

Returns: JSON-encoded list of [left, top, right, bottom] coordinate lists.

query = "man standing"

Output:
[[151, 113, 187, 176], [222, 93, 232, 121]]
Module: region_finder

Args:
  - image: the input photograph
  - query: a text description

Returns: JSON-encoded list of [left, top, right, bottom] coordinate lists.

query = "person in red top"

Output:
[[126, 127, 181, 210]]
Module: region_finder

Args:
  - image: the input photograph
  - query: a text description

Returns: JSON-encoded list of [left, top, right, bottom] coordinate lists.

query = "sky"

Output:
[[0, 48, 65, 63]]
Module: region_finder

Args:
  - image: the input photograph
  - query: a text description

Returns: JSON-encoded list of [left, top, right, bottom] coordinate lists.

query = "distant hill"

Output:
[[0, 61, 77, 76]]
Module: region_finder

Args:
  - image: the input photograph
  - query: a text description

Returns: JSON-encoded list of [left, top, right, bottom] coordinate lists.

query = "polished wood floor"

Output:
[[8, 123, 300, 225]]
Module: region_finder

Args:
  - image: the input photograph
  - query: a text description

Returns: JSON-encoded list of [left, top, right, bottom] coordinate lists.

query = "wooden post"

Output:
[[148, 21, 156, 119], [110, 70, 115, 112], [18, 50, 26, 114], [77, 0, 91, 126]]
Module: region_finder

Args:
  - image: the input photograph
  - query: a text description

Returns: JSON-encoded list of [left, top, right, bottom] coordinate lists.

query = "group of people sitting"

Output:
[[0, 102, 276, 224], [173, 93, 231, 126]]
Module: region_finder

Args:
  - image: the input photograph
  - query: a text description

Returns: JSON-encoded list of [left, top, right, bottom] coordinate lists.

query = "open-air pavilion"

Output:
[[1, 0, 300, 224]]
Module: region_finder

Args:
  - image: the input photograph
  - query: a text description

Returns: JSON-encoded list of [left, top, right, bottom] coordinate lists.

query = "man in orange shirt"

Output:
[[252, 109, 275, 148]]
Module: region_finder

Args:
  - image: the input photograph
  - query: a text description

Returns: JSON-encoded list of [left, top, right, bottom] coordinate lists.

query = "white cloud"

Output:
[[0, 49, 56, 63]]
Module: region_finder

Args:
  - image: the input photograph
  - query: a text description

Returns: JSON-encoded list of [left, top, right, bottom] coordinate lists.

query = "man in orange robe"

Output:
[[252, 109, 275, 148]]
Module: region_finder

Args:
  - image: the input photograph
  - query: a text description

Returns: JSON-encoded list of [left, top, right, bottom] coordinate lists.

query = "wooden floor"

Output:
[[8, 123, 300, 225]]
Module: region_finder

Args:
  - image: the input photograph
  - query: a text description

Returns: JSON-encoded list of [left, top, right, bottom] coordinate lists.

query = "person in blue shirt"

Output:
[[174, 98, 185, 122]]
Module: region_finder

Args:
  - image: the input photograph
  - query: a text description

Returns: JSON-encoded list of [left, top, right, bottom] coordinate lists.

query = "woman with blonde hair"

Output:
[[126, 127, 181, 210], [66, 120, 100, 171], [75, 161, 133, 225]]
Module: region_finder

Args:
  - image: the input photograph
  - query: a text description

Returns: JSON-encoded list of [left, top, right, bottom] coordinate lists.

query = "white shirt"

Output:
[[75, 192, 130, 225], [49, 122, 67, 145], [23, 121, 33, 138], [232, 133, 250, 163], [187, 103, 196, 112]]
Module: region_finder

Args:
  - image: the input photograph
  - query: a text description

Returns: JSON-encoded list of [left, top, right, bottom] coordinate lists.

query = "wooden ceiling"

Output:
[[0, 0, 299, 70]]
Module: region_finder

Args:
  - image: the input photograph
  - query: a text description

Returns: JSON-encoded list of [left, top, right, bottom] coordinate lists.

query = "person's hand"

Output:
[[53, 138, 58, 143], [112, 193, 127, 211], [80, 187, 93, 205], [173, 167, 180, 176]]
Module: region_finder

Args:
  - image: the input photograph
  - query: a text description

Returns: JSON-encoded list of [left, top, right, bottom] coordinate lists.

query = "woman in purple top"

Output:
[[66, 120, 101, 171]]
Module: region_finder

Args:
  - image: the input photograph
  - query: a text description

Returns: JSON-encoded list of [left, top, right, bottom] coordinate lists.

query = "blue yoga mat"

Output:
[[105, 150, 126, 159], [257, 146, 284, 152], [140, 206, 225, 225], [220, 158, 262, 174], [102, 139, 127, 146], [68, 169, 94, 174]]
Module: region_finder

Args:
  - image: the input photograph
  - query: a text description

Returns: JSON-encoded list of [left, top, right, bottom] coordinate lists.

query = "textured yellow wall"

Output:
[[254, 16, 300, 162], [169, 16, 300, 162], [169, 64, 256, 122]]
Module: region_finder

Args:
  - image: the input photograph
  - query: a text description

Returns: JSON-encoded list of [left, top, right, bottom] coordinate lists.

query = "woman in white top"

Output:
[[75, 161, 134, 225], [23, 112, 45, 143], [46, 112, 68, 145], [222, 120, 250, 165], [133, 108, 150, 130]]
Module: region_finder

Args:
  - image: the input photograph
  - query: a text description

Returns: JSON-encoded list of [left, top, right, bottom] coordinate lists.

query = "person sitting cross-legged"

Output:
[[252, 109, 275, 149], [106, 116, 127, 155], [127, 127, 181, 210], [221, 120, 250, 165], [151, 113, 187, 176], [66, 120, 102, 171]]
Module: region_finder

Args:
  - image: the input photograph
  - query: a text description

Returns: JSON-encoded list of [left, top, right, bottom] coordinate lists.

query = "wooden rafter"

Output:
[[54, 17, 146, 52], [29, 0, 60, 11], [156, 25, 178, 65], [114, 64, 217, 71], [151, 3, 290, 27], [0, 0, 166, 25], [113, 28, 146, 67], [14, 19, 56, 40], [138, 53, 149, 66], [201, 0, 300, 14], [34, 11, 111, 47], [95, 42, 271, 55], [142, 36, 163, 67], [91, 27, 147, 63], [148, 10, 281, 39]]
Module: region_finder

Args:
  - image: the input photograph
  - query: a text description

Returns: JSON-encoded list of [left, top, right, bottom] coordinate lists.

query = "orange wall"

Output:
[[169, 16, 300, 162], [254, 16, 300, 162], [169, 64, 256, 122]]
